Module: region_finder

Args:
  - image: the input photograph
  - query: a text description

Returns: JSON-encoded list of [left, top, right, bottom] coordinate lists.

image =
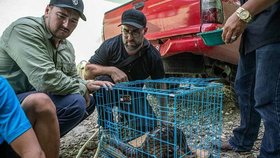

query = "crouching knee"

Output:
[[21, 93, 57, 120]]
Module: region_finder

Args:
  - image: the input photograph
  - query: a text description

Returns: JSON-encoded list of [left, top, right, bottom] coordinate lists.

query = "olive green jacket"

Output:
[[0, 16, 87, 95]]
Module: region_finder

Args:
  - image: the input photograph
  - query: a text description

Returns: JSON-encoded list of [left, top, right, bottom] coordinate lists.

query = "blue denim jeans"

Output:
[[17, 92, 95, 137], [229, 43, 280, 157]]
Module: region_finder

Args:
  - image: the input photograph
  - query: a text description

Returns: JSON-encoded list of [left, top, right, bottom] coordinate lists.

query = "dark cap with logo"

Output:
[[119, 9, 146, 28], [49, 0, 86, 21]]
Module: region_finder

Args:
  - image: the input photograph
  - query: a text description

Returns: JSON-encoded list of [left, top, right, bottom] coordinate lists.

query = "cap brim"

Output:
[[118, 22, 143, 29], [52, 4, 87, 21]]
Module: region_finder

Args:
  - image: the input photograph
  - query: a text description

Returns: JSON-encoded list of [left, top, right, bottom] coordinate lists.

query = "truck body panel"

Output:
[[102, 0, 240, 80]]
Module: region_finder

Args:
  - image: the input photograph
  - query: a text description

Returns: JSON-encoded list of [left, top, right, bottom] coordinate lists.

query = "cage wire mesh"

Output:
[[95, 77, 223, 158]]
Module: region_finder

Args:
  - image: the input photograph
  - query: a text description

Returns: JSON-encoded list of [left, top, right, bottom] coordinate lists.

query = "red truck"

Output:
[[102, 0, 240, 83]]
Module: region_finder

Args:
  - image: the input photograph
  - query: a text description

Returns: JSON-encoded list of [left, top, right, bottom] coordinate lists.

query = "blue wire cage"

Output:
[[95, 77, 223, 158]]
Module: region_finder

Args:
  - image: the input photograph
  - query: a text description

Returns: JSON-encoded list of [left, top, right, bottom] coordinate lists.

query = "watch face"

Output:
[[240, 10, 250, 19]]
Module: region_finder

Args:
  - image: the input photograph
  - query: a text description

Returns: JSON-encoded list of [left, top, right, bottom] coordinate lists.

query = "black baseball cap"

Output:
[[49, 0, 86, 21], [119, 9, 146, 29]]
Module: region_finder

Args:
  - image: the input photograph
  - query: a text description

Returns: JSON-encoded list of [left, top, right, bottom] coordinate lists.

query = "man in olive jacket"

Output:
[[0, 0, 113, 157]]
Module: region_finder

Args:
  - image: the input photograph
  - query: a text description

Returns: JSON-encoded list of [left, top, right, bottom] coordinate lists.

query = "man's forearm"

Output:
[[242, 0, 278, 16], [85, 64, 114, 80]]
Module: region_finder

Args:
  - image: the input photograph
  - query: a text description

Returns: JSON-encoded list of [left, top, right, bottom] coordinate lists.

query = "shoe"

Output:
[[221, 141, 235, 151], [221, 141, 250, 153]]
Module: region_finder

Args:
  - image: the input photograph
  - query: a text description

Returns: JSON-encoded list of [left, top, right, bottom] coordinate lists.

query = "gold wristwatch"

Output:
[[236, 7, 252, 23]]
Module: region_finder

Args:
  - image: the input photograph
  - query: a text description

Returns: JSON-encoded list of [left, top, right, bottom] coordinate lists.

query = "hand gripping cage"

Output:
[[95, 77, 223, 158]]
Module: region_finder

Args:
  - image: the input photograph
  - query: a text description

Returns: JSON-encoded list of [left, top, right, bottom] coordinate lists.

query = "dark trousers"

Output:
[[229, 43, 280, 157], [17, 91, 96, 137]]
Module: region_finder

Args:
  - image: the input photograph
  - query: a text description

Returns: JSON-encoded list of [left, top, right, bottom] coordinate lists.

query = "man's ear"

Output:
[[144, 27, 148, 34], [45, 5, 52, 16]]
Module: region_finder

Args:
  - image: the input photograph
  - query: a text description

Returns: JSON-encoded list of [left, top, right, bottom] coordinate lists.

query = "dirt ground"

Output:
[[59, 85, 264, 158]]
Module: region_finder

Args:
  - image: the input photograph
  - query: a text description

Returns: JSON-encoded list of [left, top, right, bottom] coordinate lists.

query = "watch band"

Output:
[[236, 7, 252, 23]]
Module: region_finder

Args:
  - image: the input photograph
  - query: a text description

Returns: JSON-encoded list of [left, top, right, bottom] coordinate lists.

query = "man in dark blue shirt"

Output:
[[85, 9, 165, 132], [85, 10, 164, 83], [221, 0, 280, 157]]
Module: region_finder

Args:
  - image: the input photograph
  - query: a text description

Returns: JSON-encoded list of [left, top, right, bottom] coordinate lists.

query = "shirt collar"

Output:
[[42, 16, 53, 40], [142, 38, 150, 49]]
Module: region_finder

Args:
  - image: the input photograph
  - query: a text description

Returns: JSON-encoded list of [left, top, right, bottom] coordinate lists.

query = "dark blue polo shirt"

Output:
[[240, 0, 280, 54], [89, 34, 165, 81]]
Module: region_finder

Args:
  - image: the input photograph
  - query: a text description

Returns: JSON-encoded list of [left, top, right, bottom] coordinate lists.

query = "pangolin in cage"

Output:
[[101, 123, 194, 158]]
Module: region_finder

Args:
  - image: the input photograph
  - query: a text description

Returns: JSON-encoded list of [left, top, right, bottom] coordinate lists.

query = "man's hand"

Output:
[[222, 11, 247, 44], [86, 80, 114, 92], [84, 80, 114, 107], [110, 67, 128, 83]]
